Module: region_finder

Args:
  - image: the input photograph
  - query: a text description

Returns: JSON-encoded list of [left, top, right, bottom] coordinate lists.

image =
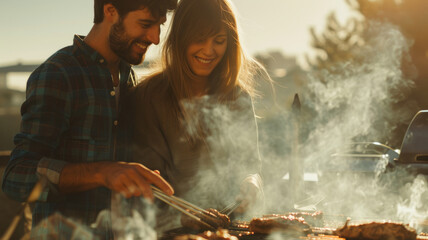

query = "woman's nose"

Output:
[[201, 40, 215, 56]]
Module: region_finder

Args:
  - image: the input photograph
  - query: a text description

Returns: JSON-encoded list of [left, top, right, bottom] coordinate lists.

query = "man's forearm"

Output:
[[58, 161, 174, 199], [58, 162, 105, 193]]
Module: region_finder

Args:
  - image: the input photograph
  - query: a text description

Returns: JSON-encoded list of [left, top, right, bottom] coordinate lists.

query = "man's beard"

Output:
[[109, 19, 146, 65]]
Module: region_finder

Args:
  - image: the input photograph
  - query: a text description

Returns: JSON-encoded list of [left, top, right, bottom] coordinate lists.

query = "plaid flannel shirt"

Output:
[[2, 35, 137, 239]]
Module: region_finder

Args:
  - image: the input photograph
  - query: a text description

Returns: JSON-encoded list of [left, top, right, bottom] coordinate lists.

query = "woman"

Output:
[[131, 0, 267, 228]]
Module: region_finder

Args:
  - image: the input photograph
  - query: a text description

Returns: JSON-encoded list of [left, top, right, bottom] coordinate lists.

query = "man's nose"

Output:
[[147, 25, 161, 45]]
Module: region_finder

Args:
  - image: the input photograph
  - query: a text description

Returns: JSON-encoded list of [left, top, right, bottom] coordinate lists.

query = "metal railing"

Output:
[[0, 151, 11, 167]]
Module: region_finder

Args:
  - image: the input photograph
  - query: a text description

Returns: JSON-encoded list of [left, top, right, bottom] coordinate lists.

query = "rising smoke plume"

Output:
[[284, 20, 426, 231]]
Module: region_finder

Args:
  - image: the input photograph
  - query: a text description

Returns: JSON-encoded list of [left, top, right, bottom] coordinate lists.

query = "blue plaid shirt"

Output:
[[2, 35, 137, 239]]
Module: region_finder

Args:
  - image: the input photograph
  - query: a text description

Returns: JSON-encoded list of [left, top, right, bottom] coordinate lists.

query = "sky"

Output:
[[0, 0, 357, 68]]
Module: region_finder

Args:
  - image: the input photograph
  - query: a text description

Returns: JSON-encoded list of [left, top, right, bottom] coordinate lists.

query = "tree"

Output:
[[349, 0, 428, 108], [305, 0, 428, 148], [307, 12, 365, 80]]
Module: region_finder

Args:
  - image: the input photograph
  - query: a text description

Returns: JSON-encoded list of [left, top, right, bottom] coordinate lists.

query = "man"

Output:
[[2, 0, 177, 238]]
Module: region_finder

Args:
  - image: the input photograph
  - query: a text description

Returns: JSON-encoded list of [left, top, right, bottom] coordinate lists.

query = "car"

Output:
[[390, 110, 428, 177], [318, 141, 399, 180]]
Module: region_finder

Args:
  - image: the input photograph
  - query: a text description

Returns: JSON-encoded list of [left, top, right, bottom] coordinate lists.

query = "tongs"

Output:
[[151, 187, 225, 230], [293, 193, 326, 211], [219, 200, 242, 216]]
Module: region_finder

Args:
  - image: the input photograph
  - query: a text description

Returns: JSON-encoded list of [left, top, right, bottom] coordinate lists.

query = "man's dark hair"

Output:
[[94, 0, 177, 23]]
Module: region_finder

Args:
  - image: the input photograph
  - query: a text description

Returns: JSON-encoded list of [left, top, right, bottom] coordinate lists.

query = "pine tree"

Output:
[[305, 0, 428, 148]]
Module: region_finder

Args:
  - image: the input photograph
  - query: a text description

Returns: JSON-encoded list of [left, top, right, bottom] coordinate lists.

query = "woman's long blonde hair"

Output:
[[163, 0, 263, 100], [143, 0, 268, 139]]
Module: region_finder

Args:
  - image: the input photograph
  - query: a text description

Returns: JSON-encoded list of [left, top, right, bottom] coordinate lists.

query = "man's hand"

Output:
[[59, 161, 174, 200], [98, 162, 173, 199]]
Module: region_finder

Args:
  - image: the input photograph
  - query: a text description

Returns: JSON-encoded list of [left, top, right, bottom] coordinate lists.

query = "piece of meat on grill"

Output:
[[333, 220, 417, 240], [248, 215, 311, 235], [262, 211, 324, 227], [174, 229, 238, 240], [181, 208, 231, 231]]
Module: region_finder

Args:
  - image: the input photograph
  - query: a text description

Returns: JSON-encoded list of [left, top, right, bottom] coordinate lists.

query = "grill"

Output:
[[160, 218, 428, 240], [159, 110, 428, 240]]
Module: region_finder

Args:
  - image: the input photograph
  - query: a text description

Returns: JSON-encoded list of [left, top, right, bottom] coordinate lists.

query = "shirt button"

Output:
[[99, 59, 105, 63], [113, 120, 118, 126], [110, 90, 115, 96]]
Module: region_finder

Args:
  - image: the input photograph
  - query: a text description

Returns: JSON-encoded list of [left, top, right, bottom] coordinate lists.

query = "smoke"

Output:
[[303, 21, 415, 162], [108, 195, 157, 240], [30, 195, 158, 239], [169, 21, 427, 236], [397, 175, 428, 231], [262, 20, 427, 232], [29, 212, 95, 239], [179, 95, 264, 217]]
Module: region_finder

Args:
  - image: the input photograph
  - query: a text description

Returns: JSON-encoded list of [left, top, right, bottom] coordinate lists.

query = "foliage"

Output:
[[307, 12, 365, 79], [305, 0, 428, 148]]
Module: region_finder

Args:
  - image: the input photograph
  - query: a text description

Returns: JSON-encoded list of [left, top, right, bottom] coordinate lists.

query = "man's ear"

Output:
[[103, 3, 119, 22]]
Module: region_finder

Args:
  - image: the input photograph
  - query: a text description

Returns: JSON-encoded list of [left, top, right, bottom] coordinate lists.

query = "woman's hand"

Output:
[[234, 175, 263, 214]]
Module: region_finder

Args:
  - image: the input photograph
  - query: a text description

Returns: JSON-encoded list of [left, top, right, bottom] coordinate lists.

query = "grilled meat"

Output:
[[262, 211, 324, 227], [174, 229, 238, 240], [248, 215, 311, 235], [181, 208, 231, 231], [334, 220, 417, 240]]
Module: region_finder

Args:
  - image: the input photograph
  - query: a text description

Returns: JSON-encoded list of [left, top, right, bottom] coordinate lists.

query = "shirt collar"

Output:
[[72, 35, 131, 71], [73, 35, 107, 65]]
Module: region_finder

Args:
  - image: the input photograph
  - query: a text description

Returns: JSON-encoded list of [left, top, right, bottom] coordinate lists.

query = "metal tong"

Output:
[[219, 200, 242, 216], [151, 187, 226, 230]]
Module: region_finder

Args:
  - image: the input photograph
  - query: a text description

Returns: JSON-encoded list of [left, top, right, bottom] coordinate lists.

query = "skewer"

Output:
[[220, 200, 242, 216], [152, 191, 215, 231], [220, 202, 235, 213]]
